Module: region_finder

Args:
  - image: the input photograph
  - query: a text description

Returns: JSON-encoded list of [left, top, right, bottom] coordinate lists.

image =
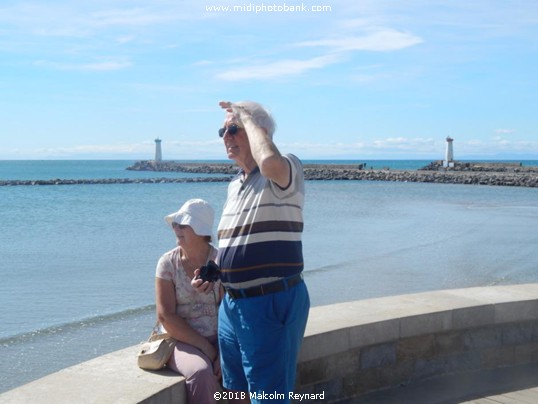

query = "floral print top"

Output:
[[155, 245, 220, 337]]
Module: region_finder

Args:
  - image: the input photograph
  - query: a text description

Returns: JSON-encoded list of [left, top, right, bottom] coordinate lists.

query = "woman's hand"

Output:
[[213, 355, 222, 380], [202, 340, 221, 380], [191, 268, 214, 294]]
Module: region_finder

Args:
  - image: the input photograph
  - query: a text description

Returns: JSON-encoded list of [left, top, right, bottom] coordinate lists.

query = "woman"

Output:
[[155, 198, 222, 403]]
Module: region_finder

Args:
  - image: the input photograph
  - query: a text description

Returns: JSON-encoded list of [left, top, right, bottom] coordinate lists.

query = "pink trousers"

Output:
[[166, 337, 220, 404]]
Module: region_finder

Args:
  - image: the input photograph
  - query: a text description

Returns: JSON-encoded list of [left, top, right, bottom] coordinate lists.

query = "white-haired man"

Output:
[[195, 100, 310, 403]]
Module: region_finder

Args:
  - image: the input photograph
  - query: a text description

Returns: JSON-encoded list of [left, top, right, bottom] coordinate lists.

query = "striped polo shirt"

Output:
[[217, 154, 305, 289]]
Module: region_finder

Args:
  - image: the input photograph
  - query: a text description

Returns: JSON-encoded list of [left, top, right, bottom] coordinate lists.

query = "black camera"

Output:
[[197, 260, 221, 283]]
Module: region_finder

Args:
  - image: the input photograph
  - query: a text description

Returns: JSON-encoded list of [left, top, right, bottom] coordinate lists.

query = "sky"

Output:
[[1, 0, 537, 161]]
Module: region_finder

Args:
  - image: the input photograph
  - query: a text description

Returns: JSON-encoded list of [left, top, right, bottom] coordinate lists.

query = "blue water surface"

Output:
[[0, 160, 537, 393]]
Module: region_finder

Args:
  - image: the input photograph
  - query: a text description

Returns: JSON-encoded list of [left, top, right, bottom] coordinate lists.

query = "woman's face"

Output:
[[171, 223, 198, 247]]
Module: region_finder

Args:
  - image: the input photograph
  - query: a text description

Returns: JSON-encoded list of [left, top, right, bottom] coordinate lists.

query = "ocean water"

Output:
[[1, 160, 537, 393]]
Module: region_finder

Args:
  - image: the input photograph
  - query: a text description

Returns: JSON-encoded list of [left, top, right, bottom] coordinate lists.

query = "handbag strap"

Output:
[[149, 320, 173, 340]]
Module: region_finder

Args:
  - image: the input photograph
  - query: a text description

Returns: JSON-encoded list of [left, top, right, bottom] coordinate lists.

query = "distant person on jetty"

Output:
[[193, 101, 310, 403], [155, 198, 223, 403]]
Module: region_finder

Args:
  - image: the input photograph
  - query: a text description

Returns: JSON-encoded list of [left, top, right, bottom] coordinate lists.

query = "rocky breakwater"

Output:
[[127, 160, 237, 174], [126, 161, 538, 188], [305, 162, 538, 188], [303, 167, 538, 187], [0, 177, 232, 186], [3, 161, 536, 187], [420, 160, 538, 173]]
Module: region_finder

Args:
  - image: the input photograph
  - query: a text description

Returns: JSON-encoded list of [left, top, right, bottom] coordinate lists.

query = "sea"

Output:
[[1, 159, 537, 393]]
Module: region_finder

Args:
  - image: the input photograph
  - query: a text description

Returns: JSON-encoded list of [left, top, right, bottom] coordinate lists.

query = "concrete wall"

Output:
[[2, 284, 537, 403], [296, 283, 538, 402]]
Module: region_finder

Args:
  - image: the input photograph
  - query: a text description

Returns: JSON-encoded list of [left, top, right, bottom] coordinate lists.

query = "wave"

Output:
[[304, 260, 358, 274], [0, 304, 155, 346]]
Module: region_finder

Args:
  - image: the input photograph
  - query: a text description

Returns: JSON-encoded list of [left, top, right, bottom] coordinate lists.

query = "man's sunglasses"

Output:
[[218, 124, 241, 138]]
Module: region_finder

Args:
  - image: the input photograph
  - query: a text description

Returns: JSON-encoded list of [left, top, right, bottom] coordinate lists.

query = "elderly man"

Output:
[[197, 101, 310, 403]]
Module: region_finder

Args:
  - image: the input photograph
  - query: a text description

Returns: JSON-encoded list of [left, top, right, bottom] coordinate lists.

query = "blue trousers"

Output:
[[218, 280, 310, 403]]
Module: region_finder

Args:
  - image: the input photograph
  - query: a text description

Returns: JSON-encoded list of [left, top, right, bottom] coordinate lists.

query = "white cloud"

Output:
[[88, 8, 179, 27], [214, 27, 422, 82], [36, 143, 150, 156], [372, 137, 435, 150], [295, 29, 423, 52], [215, 54, 343, 81], [279, 137, 439, 157], [452, 137, 538, 156], [0, 1, 201, 52], [116, 35, 136, 44], [4, 135, 537, 160], [1, 139, 225, 159], [34, 59, 132, 72], [284, 136, 538, 158], [495, 129, 515, 134], [193, 60, 214, 67], [352, 72, 391, 83]]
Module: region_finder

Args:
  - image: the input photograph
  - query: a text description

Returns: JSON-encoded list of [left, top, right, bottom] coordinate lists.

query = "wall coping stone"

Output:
[[299, 283, 538, 362], [0, 345, 186, 404]]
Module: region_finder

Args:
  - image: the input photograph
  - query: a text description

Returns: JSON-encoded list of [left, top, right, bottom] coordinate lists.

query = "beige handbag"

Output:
[[137, 322, 177, 370]]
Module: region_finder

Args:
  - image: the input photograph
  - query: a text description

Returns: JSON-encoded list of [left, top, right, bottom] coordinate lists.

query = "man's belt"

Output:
[[226, 273, 303, 299]]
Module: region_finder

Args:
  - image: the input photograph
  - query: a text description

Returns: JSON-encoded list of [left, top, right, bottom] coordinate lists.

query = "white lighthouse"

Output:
[[444, 136, 454, 168], [154, 138, 162, 163]]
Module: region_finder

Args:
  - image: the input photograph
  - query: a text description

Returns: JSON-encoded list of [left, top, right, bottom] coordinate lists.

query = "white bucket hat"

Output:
[[164, 199, 214, 237]]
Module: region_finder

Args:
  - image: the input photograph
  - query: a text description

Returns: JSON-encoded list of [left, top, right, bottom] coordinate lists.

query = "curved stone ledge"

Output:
[[0, 346, 187, 404], [1, 284, 537, 403]]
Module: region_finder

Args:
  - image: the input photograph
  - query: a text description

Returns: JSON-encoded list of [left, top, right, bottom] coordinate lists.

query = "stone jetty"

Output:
[[124, 160, 538, 188], [304, 168, 538, 187], [2, 161, 537, 187], [0, 177, 232, 187], [127, 160, 238, 174]]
